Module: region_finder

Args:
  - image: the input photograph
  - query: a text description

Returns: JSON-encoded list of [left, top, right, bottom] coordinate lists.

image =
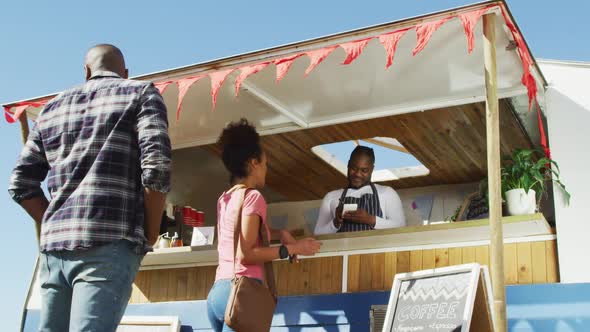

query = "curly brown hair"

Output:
[[218, 118, 262, 183]]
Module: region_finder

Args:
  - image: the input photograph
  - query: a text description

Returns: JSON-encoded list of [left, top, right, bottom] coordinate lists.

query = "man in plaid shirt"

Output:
[[8, 44, 171, 331]]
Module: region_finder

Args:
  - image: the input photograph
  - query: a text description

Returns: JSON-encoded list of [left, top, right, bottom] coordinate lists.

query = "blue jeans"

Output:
[[38, 239, 143, 332], [207, 278, 263, 332]]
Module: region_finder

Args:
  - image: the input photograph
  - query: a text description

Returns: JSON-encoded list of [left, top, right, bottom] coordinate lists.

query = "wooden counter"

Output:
[[130, 214, 558, 303]]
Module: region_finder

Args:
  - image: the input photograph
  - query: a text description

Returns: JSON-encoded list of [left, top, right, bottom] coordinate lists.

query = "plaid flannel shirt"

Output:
[[8, 71, 171, 253]]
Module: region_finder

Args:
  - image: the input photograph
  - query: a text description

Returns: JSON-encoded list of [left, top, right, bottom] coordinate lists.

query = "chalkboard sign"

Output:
[[117, 316, 180, 332], [381, 264, 494, 332], [457, 193, 489, 221]]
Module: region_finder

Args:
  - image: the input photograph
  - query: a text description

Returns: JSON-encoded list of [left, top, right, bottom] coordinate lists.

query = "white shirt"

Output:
[[314, 183, 406, 235]]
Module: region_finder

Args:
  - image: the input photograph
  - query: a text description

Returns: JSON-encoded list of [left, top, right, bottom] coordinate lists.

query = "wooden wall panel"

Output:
[[531, 241, 548, 284], [129, 240, 558, 304], [422, 249, 436, 269], [517, 242, 533, 284], [396, 251, 410, 273], [449, 247, 462, 266], [384, 252, 397, 289], [546, 240, 560, 283], [435, 248, 449, 268], [130, 266, 217, 304], [359, 254, 373, 291], [345, 240, 559, 293], [409, 250, 423, 272], [273, 256, 342, 296], [347, 255, 360, 293], [504, 243, 518, 284]]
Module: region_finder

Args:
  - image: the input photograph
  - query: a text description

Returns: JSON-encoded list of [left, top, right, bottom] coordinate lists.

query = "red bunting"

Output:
[[498, 5, 548, 158], [304, 46, 338, 76], [340, 38, 372, 65], [458, 7, 493, 53], [4, 105, 28, 123], [3, 98, 51, 123], [500, 6, 538, 113], [154, 81, 173, 95], [6, 0, 549, 162], [209, 69, 234, 111], [535, 99, 550, 159], [378, 28, 411, 69], [413, 17, 452, 56], [274, 54, 304, 83], [3, 107, 15, 123], [523, 70, 538, 111], [235, 62, 270, 96], [176, 76, 203, 120]]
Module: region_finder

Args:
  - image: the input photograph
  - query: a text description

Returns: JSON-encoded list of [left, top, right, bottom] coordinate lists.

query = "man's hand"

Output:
[[144, 188, 167, 246], [20, 196, 49, 245], [343, 208, 376, 226]]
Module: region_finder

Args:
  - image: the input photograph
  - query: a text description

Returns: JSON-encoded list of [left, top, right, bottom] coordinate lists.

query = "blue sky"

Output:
[[1, 0, 589, 330], [322, 140, 422, 169]]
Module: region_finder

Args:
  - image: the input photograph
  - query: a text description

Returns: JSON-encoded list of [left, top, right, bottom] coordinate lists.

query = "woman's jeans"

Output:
[[38, 239, 143, 332], [207, 278, 263, 332]]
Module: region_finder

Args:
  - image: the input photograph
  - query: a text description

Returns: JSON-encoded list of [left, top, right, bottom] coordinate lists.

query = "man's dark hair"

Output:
[[218, 118, 263, 183], [349, 145, 375, 165]]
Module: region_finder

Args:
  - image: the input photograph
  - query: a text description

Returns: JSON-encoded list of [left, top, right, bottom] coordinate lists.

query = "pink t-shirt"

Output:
[[215, 189, 270, 281]]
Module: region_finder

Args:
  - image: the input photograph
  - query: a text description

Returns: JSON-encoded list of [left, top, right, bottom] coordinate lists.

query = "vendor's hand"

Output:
[[343, 209, 376, 226], [333, 203, 344, 229]]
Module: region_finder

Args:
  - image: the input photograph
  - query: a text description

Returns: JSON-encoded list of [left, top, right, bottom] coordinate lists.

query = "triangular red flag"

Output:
[[378, 28, 411, 69], [3, 98, 51, 123], [4, 106, 17, 123], [176, 76, 203, 120], [154, 81, 173, 95], [413, 17, 452, 56], [340, 38, 372, 65], [12, 105, 29, 123], [274, 54, 304, 82], [209, 69, 234, 111], [500, 5, 547, 156], [235, 62, 270, 96], [499, 5, 536, 111], [304, 46, 338, 76], [534, 99, 550, 158], [458, 7, 490, 54], [458, 7, 493, 54], [523, 70, 537, 111]]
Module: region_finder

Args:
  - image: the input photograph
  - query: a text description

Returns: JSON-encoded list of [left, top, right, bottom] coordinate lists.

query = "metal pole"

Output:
[[19, 112, 30, 144], [18, 112, 42, 243], [483, 13, 506, 332]]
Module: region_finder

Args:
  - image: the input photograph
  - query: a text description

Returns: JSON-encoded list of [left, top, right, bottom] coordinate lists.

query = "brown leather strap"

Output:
[[261, 227, 278, 300], [230, 186, 278, 299]]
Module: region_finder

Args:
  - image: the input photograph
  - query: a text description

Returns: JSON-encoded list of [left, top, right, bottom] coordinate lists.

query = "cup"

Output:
[[195, 211, 205, 226]]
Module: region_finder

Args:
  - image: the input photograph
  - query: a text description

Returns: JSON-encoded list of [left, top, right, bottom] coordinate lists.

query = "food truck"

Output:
[[5, 1, 590, 331]]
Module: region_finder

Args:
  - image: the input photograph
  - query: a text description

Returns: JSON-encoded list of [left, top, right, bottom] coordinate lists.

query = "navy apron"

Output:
[[338, 183, 383, 233]]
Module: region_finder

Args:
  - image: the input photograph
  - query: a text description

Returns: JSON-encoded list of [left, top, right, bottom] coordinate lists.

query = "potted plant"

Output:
[[501, 149, 570, 216]]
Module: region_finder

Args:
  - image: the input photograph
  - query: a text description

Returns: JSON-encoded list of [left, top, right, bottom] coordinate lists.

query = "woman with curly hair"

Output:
[[207, 118, 321, 332]]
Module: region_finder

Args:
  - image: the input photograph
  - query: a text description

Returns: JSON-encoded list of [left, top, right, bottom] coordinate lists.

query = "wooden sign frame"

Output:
[[381, 263, 494, 332], [117, 316, 180, 332], [457, 192, 490, 221]]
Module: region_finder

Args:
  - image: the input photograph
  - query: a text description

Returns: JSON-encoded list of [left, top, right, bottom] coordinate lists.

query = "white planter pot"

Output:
[[506, 188, 536, 216]]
